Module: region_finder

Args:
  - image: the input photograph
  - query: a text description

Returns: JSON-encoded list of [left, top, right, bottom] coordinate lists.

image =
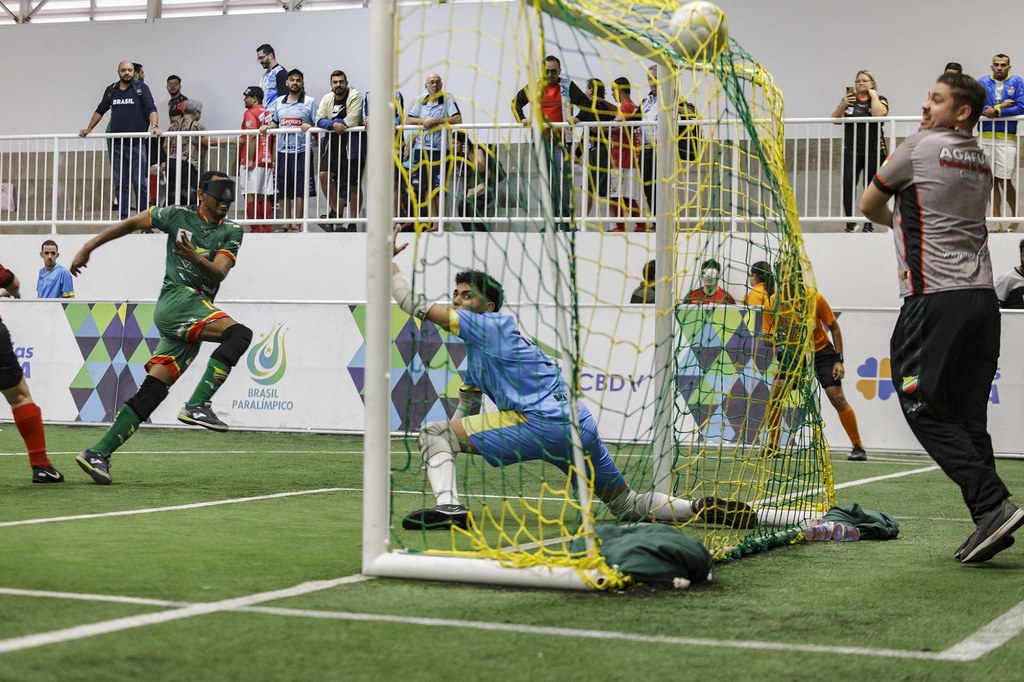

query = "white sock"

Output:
[[610, 490, 695, 522], [425, 450, 460, 508]]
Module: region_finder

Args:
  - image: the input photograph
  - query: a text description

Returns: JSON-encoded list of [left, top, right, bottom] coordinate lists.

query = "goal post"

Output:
[[363, 0, 834, 591]]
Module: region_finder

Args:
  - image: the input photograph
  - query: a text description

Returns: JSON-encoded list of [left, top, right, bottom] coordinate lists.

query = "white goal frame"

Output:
[[361, 0, 682, 591]]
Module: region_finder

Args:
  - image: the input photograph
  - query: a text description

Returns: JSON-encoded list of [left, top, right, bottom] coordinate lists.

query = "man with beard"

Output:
[[70, 171, 252, 485], [261, 69, 317, 231], [256, 44, 288, 108], [79, 60, 161, 219], [860, 73, 1023, 563], [316, 70, 363, 231]]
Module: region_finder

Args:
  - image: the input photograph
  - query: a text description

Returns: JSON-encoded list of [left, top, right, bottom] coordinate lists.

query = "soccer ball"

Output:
[[666, 1, 728, 62]]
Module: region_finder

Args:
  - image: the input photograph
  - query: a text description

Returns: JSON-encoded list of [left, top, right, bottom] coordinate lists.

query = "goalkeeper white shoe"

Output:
[[402, 504, 470, 531]]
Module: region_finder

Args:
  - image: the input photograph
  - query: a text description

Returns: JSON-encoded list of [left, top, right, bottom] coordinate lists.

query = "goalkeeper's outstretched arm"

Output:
[[391, 229, 453, 331]]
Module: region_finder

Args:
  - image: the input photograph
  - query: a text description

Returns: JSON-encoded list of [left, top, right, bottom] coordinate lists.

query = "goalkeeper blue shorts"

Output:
[[463, 408, 626, 495]]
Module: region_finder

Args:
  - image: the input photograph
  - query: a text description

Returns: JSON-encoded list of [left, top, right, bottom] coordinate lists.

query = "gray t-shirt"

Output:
[[873, 128, 994, 298]]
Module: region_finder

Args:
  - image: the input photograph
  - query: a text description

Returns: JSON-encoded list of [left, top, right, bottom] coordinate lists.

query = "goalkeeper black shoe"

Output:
[[402, 504, 470, 531], [31, 465, 65, 484], [848, 445, 867, 461], [692, 496, 758, 529], [76, 450, 112, 485], [178, 402, 228, 432]]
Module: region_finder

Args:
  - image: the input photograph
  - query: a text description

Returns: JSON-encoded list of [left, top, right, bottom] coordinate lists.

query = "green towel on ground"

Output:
[[570, 524, 714, 588], [822, 503, 900, 540]]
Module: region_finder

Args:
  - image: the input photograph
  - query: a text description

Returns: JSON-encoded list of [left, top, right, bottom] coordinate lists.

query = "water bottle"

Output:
[[804, 521, 860, 542]]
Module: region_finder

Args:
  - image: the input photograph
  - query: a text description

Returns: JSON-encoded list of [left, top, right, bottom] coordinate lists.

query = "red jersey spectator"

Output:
[[240, 86, 274, 232], [685, 259, 736, 304]]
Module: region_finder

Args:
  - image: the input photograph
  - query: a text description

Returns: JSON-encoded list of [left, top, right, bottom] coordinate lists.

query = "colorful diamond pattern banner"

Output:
[[675, 306, 801, 445], [63, 302, 160, 422], [348, 304, 467, 431]]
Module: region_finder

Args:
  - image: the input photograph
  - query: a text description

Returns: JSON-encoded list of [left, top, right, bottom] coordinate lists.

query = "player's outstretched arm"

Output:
[[392, 227, 452, 331], [71, 212, 153, 276]]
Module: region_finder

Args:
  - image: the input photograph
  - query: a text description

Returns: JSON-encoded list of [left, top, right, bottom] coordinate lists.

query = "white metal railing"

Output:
[[1, 115, 1021, 233]]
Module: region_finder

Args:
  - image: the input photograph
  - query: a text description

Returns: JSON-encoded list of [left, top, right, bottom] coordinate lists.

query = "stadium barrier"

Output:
[[2, 115, 1021, 233]]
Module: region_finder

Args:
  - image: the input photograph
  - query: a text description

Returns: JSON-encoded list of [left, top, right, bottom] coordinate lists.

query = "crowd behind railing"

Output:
[[2, 119, 1022, 234]]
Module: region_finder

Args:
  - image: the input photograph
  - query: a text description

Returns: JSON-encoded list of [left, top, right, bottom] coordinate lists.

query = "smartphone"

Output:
[[845, 86, 855, 98]]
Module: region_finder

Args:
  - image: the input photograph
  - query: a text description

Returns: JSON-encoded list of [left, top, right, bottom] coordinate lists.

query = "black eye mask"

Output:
[[201, 178, 235, 203]]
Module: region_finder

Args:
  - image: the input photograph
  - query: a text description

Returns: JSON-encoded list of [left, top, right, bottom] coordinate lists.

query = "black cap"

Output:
[[243, 86, 264, 100]]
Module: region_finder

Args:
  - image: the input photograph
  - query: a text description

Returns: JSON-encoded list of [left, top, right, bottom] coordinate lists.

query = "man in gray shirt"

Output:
[[861, 72, 1023, 564]]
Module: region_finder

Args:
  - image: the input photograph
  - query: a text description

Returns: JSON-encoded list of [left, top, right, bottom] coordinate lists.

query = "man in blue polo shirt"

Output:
[[406, 74, 461, 226], [261, 69, 317, 232], [37, 240, 74, 299], [80, 60, 161, 220]]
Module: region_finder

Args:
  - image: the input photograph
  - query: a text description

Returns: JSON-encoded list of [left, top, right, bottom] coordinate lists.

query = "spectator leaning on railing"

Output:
[[979, 53, 1024, 233], [831, 69, 888, 233], [79, 60, 161, 220]]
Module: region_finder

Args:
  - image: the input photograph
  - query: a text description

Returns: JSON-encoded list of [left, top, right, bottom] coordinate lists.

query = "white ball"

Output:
[[667, 1, 728, 62]]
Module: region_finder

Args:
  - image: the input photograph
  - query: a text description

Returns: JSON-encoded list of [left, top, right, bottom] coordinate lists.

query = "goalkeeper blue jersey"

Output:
[[451, 308, 576, 419]]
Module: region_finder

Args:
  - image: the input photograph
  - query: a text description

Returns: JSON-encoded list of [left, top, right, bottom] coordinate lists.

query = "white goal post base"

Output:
[[363, 552, 607, 591]]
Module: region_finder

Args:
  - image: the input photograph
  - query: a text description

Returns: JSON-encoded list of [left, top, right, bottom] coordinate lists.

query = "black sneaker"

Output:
[[844, 223, 856, 233], [76, 450, 112, 485], [177, 402, 229, 432], [692, 496, 758, 529], [401, 504, 470, 530], [848, 445, 867, 461], [862, 222, 874, 233], [958, 499, 1024, 563], [956, 534, 1013, 561], [31, 465, 65, 484]]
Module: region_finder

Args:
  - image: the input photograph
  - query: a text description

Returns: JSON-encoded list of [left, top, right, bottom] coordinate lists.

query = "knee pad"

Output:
[[418, 421, 461, 464], [211, 324, 253, 367], [125, 375, 170, 421]]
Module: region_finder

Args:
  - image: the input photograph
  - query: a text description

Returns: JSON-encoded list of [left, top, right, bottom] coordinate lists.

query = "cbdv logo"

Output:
[[856, 357, 1000, 404], [247, 323, 288, 385], [13, 346, 33, 378], [580, 373, 646, 392]]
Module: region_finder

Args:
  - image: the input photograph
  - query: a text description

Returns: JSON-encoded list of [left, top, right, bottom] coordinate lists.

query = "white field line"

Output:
[[936, 600, 1024, 661], [754, 464, 941, 507], [0, 584, 1019, 662], [0, 462, 945, 530], [0, 450, 365, 457], [0, 488, 350, 528], [0, 575, 371, 655], [833, 465, 941, 490]]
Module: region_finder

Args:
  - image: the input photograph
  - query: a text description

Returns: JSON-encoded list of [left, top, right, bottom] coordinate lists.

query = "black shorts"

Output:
[[319, 139, 350, 177], [0, 321, 24, 390], [814, 342, 841, 390]]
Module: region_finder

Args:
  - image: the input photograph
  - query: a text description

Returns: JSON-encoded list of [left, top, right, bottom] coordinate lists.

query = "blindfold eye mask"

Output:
[[200, 178, 235, 202]]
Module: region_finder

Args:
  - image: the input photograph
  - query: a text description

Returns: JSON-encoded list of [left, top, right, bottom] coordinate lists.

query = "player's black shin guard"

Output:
[[211, 324, 253, 368], [125, 375, 171, 421]]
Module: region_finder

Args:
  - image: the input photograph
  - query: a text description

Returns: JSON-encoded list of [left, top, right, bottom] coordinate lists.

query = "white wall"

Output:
[[5, 1, 1024, 136], [6, 232, 1023, 309]]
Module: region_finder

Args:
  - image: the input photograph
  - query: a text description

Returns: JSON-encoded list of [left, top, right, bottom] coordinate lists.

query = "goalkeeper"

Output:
[[392, 232, 753, 531], [69, 171, 253, 485]]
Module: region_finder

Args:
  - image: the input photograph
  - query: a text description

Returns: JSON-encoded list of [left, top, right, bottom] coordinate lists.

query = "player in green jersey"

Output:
[[70, 170, 253, 485]]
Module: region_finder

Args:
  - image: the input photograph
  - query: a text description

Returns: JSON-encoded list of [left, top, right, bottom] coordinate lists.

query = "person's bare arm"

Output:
[[0, 274, 21, 298], [859, 184, 893, 228], [829, 320, 845, 380], [71, 212, 153, 275]]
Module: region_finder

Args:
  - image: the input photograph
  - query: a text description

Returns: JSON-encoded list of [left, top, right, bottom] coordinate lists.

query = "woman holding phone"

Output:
[[832, 70, 889, 232]]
